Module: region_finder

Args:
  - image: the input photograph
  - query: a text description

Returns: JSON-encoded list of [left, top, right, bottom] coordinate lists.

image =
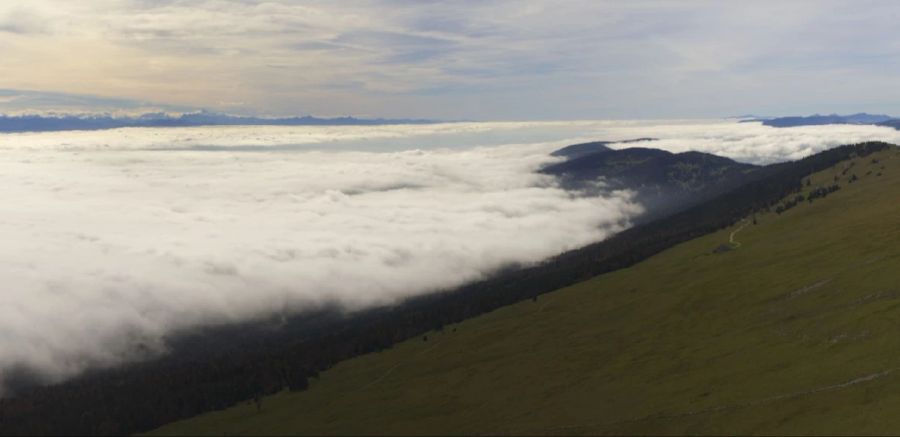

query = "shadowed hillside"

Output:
[[148, 145, 900, 435], [0, 143, 892, 436], [543, 144, 762, 221]]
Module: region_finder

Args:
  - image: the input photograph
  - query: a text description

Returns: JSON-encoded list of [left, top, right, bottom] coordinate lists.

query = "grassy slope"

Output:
[[151, 148, 900, 436]]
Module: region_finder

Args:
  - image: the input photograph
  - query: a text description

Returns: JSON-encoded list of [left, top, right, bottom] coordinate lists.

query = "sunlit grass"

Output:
[[149, 148, 900, 435]]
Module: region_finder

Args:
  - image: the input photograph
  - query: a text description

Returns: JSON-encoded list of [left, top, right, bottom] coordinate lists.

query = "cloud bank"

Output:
[[0, 123, 640, 392], [593, 120, 900, 164], [1, 119, 898, 393]]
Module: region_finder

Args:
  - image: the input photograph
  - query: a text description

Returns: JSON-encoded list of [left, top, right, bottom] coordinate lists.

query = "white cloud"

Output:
[[1, 119, 899, 393], [597, 120, 900, 164], [0, 122, 640, 392]]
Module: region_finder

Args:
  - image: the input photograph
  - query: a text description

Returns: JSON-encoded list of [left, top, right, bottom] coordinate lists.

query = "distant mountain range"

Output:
[[876, 119, 900, 130], [6, 111, 900, 133], [0, 111, 436, 132], [744, 113, 895, 127], [543, 139, 762, 221]]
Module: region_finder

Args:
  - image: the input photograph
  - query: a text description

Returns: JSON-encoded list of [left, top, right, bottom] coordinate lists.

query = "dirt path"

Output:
[[729, 218, 751, 247]]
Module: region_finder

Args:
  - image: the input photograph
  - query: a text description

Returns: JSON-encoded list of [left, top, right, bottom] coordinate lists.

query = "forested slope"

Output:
[[151, 145, 900, 435], [0, 142, 891, 435]]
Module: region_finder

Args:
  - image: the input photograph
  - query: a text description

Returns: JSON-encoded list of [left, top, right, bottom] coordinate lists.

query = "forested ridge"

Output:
[[541, 145, 762, 222], [0, 141, 890, 436]]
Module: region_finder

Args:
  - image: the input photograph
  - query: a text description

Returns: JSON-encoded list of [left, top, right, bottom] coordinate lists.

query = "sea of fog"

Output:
[[2, 119, 899, 392]]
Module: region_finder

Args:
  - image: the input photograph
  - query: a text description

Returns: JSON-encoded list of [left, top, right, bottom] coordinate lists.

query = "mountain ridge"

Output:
[[543, 143, 762, 221], [0, 111, 437, 132], [744, 113, 894, 127]]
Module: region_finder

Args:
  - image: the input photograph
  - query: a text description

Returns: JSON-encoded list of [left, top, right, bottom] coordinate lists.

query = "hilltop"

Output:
[[745, 113, 894, 128], [148, 144, 900, 435], [543, 143, 761, 221], [876, 119, 900, 130], [548, 138, 655, 160]]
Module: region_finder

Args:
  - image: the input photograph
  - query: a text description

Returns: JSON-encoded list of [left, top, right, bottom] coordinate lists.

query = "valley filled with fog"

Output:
[[2, 119, 900, 392]]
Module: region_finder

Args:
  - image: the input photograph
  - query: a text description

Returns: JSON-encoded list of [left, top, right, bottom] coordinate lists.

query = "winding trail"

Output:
[[729, 218, 751, 248]]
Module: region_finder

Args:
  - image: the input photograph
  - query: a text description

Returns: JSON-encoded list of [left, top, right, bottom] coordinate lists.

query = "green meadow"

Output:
[[151, 147, 900, 435]]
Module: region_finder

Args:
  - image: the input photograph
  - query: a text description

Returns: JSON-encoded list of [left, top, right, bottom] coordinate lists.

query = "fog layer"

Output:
[[0, 124, 640, 391], [1, 120, 897, 392]]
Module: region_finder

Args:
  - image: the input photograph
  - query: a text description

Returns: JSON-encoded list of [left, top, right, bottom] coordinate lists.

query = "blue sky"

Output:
[[2, 0, 900, 119]]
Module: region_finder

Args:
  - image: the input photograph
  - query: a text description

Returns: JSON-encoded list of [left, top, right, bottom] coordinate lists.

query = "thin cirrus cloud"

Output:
[[0, 88, 195, 115], [1, 120, 899, 394], [4, 1, 900, 119]]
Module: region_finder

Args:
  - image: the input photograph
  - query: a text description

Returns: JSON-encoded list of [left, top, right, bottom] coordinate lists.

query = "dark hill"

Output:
[[876, 119, 900, 130], [749, 113, 892, 127], [549, 138, 654, 160], [543, 144, 761, 221]]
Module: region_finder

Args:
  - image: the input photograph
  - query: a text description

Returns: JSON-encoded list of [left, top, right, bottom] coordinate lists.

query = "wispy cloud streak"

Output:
[[4, 1, 900, 118]]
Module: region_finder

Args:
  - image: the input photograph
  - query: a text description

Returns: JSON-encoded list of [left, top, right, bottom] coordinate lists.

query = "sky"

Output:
[[2, 0, 900, 119]]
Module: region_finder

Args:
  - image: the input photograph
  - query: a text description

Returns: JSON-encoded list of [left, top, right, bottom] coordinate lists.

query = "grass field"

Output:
[[150, 147, 900, 435]]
